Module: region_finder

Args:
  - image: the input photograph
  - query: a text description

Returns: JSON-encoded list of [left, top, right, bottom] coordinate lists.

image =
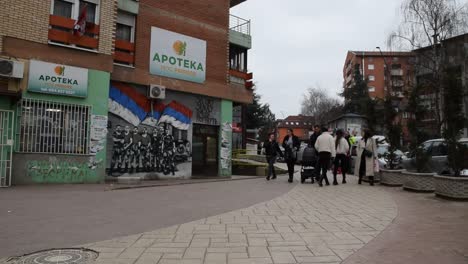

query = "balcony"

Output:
[[229, 14, 251, 49], [229, 69, 253, 90], [48, 15, 99, 50], [391, 69, 403, 76], [114, 39, 135, 65], [392, 79, 405, 87]]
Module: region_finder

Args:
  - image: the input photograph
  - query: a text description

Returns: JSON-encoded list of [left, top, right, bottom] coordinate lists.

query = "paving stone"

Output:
[[205, 253, 227, 264], [183, 247, 206, 259], [270, 252, 296, 263], [119, 247, 146, 259], [248, 247, 271, 258], [294, 255, 341, 263], [228, 258, 273, 264]]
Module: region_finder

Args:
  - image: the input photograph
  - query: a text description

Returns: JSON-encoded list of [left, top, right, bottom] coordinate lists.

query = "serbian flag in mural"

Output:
[[108, 82, 151, 126], [158, 101, 193, 130], [141, 102, 166, 127], [73, 3, 87, 36]]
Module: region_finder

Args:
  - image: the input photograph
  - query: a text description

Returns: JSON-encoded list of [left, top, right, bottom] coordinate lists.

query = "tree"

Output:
[[300, 86, 343, 125], [442, 67, 467, 176], [341, 67, 380, 132], [245, 91, 276, 140], [389, 0, 468, 135]]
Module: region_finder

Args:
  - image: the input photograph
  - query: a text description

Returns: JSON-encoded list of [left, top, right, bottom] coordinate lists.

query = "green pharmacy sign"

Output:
[[28, 60, 88, 98]]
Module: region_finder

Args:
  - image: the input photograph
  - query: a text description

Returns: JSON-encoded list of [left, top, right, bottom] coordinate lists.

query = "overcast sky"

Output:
[[231, 0, 403, 119]]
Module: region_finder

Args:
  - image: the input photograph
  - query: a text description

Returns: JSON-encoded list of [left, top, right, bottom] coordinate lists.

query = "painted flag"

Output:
[[73, 3, 87, 36]]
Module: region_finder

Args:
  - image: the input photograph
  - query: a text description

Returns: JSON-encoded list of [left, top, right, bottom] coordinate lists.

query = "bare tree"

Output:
[[300, 86, 343, 125], [388, 0, 468, 135]]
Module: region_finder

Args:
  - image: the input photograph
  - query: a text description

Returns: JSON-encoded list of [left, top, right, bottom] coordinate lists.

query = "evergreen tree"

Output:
[[246, 92, 276, 140]]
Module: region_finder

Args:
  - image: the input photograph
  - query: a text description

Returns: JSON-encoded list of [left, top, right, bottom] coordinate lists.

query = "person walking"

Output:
[[314, 126, 336, 187], [333, 129, 350, 185], [354, 128, 378, 185], [263, 133, 283, 181], [309, 125, 322, 181], [282, 129, 300, 183]]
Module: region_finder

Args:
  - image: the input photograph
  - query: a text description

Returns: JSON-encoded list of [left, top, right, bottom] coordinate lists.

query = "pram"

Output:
[[300, 147, 318, 184]]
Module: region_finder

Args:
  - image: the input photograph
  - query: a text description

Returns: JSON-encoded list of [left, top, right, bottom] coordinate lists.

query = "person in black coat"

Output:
[[283, 129, 301, 183], [309, 125, 322, 181], [263, 133, 283, 180]]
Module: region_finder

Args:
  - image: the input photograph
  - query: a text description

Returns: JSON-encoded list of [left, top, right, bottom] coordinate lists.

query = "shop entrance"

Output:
[[192, 124, 218, 176]]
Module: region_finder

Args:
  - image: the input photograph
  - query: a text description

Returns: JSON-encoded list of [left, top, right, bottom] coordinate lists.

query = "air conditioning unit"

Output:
[[0, 59, 24, 78], [149, 84, 166, 99]]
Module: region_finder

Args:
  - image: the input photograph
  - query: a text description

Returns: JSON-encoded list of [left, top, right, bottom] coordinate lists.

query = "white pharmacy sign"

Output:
[[149, 27, 207, 83]]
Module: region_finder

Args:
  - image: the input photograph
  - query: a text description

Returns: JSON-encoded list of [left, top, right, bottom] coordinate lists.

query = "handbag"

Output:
[[363, 149, 373, 158], [374, 159, 380, 173]]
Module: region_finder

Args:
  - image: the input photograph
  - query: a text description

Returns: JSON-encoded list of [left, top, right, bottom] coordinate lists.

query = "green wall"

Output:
[[19, 69, 110, 184], [219, 100, 233, 176]]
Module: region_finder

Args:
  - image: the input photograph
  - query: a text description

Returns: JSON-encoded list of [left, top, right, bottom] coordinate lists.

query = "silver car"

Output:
[[402, 138, 468, 174]]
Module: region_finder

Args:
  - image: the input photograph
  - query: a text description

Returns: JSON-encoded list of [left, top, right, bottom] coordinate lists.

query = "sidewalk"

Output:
[[11, 175, 395, 264]]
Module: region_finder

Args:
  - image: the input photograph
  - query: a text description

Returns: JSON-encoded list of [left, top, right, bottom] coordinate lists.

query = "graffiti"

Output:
[[220, 122, 232, 171], [195, 96, 218, 125], [28, 160, 96, 183]]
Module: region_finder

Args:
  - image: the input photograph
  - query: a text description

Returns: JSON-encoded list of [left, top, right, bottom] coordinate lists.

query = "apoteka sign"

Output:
[[28, 60, 88, 97], [150, 27, 207, 83]]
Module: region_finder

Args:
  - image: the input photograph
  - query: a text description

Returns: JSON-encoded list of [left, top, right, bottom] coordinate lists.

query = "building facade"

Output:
[[276, 115, 315, 143], [343, 51, 415, 143], [0, 0, 253, 186]]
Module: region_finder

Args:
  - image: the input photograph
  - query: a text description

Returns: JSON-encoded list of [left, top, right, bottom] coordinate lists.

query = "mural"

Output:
[[106, 82, 219, 179]]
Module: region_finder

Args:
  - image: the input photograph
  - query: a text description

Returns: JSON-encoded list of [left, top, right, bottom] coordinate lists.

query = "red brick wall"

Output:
[[111, 0, 253, 103]]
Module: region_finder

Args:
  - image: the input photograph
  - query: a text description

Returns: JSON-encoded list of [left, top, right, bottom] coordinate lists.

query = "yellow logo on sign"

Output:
[[172, 40, 187, 56], [54, 66, 65, 76]]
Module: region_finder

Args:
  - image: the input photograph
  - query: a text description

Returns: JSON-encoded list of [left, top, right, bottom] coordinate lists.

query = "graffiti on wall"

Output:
[[195, 96, 218, 125], [220, 122, 232, 172], [107, 82, 195, 177], [28, 159, 98, 183]]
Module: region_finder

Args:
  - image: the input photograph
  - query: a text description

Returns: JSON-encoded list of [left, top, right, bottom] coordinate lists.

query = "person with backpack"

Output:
[[333, 129, 350, 185], [263, 133, 283, 181]]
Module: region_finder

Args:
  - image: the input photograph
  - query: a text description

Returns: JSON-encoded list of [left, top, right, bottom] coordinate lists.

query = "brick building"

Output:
[[343, 51, 415, 142], [276, 115, 315, 143], [0, 0, 253, 186]]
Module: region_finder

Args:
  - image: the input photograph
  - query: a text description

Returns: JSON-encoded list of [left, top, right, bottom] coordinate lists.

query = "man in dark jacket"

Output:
[[309, 125, 322, 181], [263, 133, 283, 180], [282, 129, 300, 183]]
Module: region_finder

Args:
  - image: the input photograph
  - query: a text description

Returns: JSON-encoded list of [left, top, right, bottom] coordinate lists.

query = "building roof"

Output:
[[277, 115, 315, 128], [327, 113, 367, 124], [413, 33, 468, 52], [349, 51, 415, 57]]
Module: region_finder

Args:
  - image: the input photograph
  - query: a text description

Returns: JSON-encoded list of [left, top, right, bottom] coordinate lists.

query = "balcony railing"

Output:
[[230, 14, 250, 35], [114, 39, 135, 65], [48, 15, 99, 50], [391, 69, 403, 76]]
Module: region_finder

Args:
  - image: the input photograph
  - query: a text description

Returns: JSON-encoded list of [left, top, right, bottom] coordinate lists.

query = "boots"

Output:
[[358, 175, 362, 184], [342, 175, 347, 184], [333, 175, 338, 185], [369, 176, 375, 186]]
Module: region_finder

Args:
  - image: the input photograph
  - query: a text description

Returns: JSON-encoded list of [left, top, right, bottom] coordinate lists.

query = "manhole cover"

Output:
[[8, 248, 99, 264]]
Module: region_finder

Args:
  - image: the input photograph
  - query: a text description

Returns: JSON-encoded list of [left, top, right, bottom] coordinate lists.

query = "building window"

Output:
[[230, 44, 248, 72], [18, 99, 91, 154], [368, 64, 375, 70], [51, 0, 100, 24], [368, 75, 375, 81], [368, 86, 375, 92], [116, 10, 136, 42]]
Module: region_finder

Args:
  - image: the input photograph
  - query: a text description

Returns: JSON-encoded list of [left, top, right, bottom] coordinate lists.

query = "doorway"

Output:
[[192, 124, 218, 177]]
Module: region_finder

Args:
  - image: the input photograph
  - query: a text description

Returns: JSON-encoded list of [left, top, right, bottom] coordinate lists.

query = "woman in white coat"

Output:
[[354, 128, 378, 185]]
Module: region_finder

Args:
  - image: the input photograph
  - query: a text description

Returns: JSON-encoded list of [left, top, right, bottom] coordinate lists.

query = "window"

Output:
[[116, 10, 136, 42], [368, 86, 375, 92], [368, 75, 375, 81], [431, 141, 447, 156], [368, 64, 375, 70], [230, 45, 248, 72], [51, 0, 100, 24], [18, 99, 91, 154]]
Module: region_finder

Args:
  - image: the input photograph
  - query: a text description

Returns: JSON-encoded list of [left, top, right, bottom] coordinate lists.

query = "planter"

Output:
[[434, 175, 468, 200], [402, 170, 436, 192], [380, 169, 405, 186]]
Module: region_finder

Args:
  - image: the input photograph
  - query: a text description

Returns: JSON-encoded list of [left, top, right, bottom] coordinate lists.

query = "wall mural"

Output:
[[106, 82, 219, 179]]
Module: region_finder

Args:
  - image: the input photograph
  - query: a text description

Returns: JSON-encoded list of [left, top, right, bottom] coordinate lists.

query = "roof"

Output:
[[349, 51, 415, 57], [277, 115, 315, 128], [327, 113, 367, 123], [413, 33, 468, 52]]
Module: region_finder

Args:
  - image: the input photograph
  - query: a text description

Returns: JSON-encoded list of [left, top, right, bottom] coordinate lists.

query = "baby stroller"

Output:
[[300, 147, 318, 184]]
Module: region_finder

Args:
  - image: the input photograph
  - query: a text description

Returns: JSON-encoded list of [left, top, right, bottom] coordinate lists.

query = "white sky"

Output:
[[231, 0, 403, 119]]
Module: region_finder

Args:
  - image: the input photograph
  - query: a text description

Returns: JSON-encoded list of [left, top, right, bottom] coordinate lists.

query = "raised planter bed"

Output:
[[380, 169, 405, 186], [434, 175, 468, 200], [402, 170, 436, 192]]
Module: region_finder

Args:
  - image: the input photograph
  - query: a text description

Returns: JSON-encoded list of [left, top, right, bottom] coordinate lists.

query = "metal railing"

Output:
[[17, 98, 91, 155], [230, 14, 250, 35]]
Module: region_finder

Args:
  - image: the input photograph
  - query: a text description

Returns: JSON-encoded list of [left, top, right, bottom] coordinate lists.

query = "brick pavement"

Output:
[[77, 176, 397, 264]]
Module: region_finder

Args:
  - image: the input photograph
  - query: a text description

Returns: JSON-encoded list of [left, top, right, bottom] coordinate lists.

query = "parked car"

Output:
[[402, 138, 468, 174]]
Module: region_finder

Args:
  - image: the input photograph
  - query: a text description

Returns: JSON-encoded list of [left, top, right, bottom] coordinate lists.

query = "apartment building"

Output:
[[0, 0, 253, 186]]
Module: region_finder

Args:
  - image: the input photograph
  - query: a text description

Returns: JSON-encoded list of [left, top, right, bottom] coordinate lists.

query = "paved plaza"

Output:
[[2, 172, 468, 264]]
